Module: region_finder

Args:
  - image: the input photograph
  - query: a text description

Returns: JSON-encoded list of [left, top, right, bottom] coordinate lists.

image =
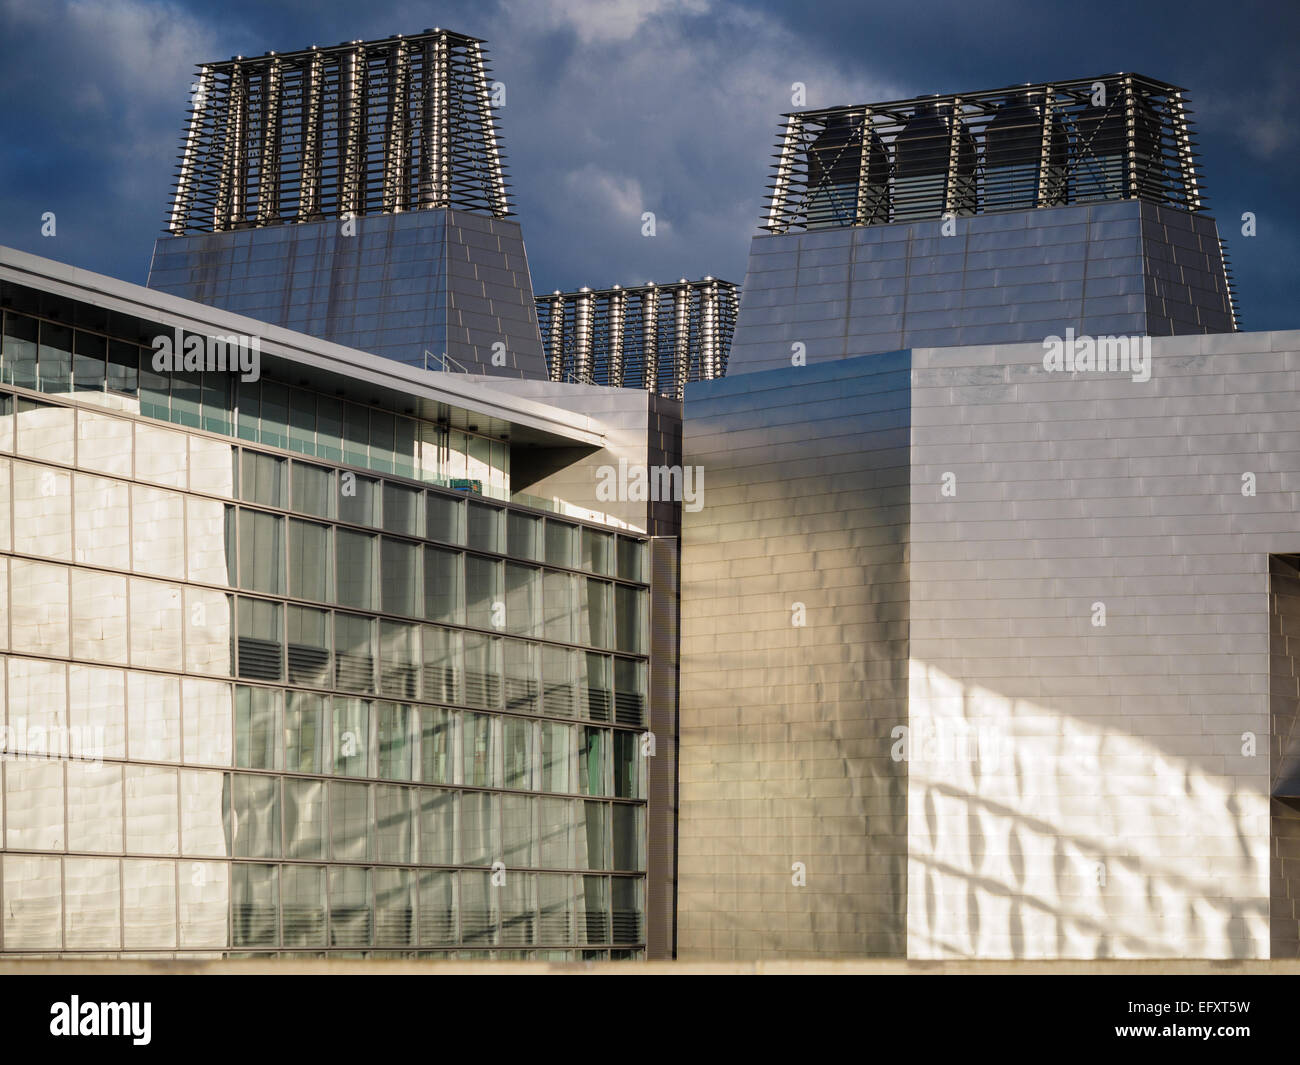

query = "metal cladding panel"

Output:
[[678, 355, 911, 959], [727, 201, 1236, 376], [147, 210, 549, 379], [647, 535, 681, 959], [906, 330, 1300, 959]]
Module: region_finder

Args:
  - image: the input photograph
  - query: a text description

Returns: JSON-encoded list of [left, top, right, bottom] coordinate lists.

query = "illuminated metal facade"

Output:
[[536, 280, 739, 400], [168, 30, 510, 235]]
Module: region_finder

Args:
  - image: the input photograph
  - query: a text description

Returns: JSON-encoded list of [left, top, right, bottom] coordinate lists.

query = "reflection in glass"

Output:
[[232, 862, 278, 948], [336, 528, 376, 610], [334, 613, 375, 693], [230, 772, 281, 858], [285, 691, 328, 773], [235, 685, 282, 769], [289, 519, 332, 602], [124, 858, 178, 948], [424, 546, 463, 624], [285, 778, 327, 861], [282, 864, 327, 947], [287, 605, 331, 686], [381, 537, 420, 616]]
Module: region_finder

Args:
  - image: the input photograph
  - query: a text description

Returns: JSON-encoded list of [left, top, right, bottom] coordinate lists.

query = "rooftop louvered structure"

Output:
[[764, 73, 1205, 233], [167, 29, 510, 234], [537, 280, 740, 400]]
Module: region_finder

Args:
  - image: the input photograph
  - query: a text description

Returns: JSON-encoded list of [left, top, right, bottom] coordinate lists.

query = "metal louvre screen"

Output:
[[536, 280, 739, 400], [764, 73, 1206, 233], [169, 29, 511, 234]]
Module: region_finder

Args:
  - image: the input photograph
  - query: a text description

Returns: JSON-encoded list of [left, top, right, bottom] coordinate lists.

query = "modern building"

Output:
[[2, 35, 1298, 966], [677, 75, 1300, 960], [0, 29, 685, 960]]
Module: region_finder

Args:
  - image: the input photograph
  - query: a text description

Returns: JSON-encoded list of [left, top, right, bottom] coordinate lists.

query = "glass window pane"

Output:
[[582, 528, 614, 575], [316, 396, 343, 462], [330, 781, 372, 860], [463, 631, 502, 709], [5, 759, 64, 849], [180, 769, 227, 857], [238, 509, 285, 595], [424, 546, 463, 624], [179, 860, 228, 948], [336, 528, 376, 610], [289, 518, 332, 602], [504, 717, 536, 790], [461, 870, 497, 944], [418, 869, 457, 945], [129, 576, 185, 668], [331, 696, 370, 776], [126, 670, 181, 762], [123, 858, 177, 948], [504, 638, 539, 715], [420, 706, 453, 785], [232, 862, 278, 948], [285, 691, 329, 773], [76, 411, 132, 478], [282, 864, 326, 947], [292, 460, 335, 519], [580, 727, 608, 796], [338, 471, 378, 526], [460, 791, 498, 866], [612, 805, 643, 872], [3, 855, 61, 949], [465, 555, 503, 631], [583, 652, 613, 723], [287, 388, 316, 455], [466, 501, 502, 553], [125, 764, 179, 853], [543, 571, 576, 645], [3, 312, 38, 387], [381, 537, 420, 616], [542, 645, 576, 718], [613, 729, 643, 800], [240, 450, 286, 507], [329, 865, 372, 947], [73, 330, 106, 394], [382, 482, 421, 536], [380, 621, 420, 700], [67, 762, 123, 853], [285, 778, 328, 861], [230, 772, 281, 857], [64, 857, 120, 950], [287, 604, 331, 686], [545, 520, 576, 568], [375, 784, 414, 862], [237, 596, 283, 681], [376, 700, 415, 779], [108, 339, 138, 396], [616, 537, 644, 582], [507, 511, 541, 561], [462, 711, 497, 789], [426, 492, 464, 545], [505, 563, 541, 637], [539, 799, 572, 869], [135, 422, 187, 488], [420, 789, 457, 865], [182, 677, 233, 766], [334, 613, 375, 693], [38, 321, 72, 393], [542, 722, 573, 794], [16, 397, 74, 464], [375, 866, 416, 947], [259, 381, 288, 450], [235, 685, 282, 769], [502, 794, 536, 868], [615, 584, 646, 655], [422, 625, 462, 705], [581, 804, 610, 873]]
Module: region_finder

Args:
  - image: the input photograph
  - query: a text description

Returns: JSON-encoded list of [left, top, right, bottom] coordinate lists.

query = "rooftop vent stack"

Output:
[[642, 284, 659, 394], [985, 91, 1066, 210], [893, 101, 951, 221], [805, 111, 861, 229], [384, 41, 411, 213], [940, 102, 978, 216], [300, 51, 325, 220], [608, 286, 627, 388], [574, 288, 595, 384]]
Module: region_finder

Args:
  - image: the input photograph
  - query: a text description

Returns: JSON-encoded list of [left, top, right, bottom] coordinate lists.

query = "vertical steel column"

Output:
[[299, 50, 324, 220], [256, 58, 282, 224], [1123, 74, 1138, 200], [942, 95, 963, 215], [672, 281, 691, 401], [642, 284, 659, 394], [468, 40, 508, 217], [1036, 86, 1055, 207], [171, 65, 212, 234], [853, 107, 872, 225], [608, 285, 627, 388], [385, 40, 410, 213], [548, 292, 566, 382], [218, 61, 248, 229], [1171, 88, 1201, 210], [419, 33, 449, 208], [573, 288, 595, 384], [339, 46, 363, 216], [699, 278, 718, 381]]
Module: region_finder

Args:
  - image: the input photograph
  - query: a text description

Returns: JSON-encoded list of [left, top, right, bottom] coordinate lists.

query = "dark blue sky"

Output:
[[1, 0, 1296, 328]]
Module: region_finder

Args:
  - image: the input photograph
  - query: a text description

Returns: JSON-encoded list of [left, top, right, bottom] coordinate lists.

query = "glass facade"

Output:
[[0, 308, 651, 959]]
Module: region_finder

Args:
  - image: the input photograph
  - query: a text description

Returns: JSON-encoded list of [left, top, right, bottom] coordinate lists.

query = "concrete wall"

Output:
[[678, 356, 910, 958], [907, 330, 1300, 958], [147, 210, 548, 379], [727, 201, 1235, 376]]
